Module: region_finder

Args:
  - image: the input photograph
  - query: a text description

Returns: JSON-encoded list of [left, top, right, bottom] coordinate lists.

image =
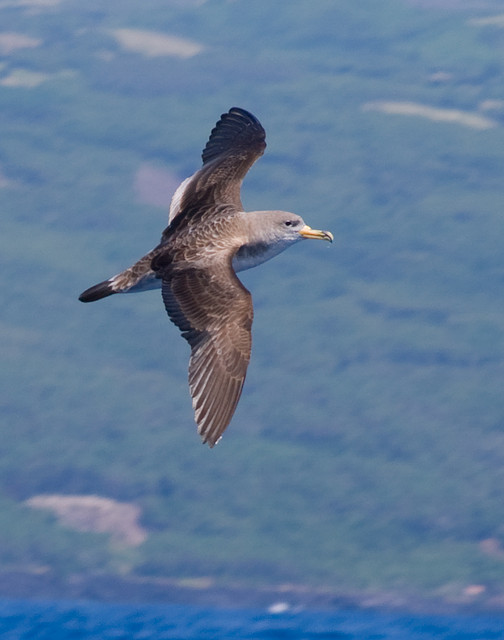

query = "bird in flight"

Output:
[[79, 107, 333, 447]]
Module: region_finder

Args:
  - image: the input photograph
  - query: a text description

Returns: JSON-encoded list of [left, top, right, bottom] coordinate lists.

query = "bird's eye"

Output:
[[284, 220, 296, 227]]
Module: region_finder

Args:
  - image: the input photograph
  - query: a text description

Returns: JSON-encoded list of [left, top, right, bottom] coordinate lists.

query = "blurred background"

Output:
[[1, 0, 504, 610]]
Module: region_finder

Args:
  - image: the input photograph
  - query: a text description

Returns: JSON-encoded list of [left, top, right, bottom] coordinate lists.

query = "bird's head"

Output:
[[232, 210, 333, 273], [264, 211, 333, 245]]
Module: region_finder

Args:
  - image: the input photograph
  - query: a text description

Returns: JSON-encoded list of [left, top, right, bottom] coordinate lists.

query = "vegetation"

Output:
[[1, 0, 504, 603]]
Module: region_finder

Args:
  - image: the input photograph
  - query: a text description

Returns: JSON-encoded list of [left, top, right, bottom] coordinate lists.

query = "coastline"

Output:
[[0, 570, 503, 617]]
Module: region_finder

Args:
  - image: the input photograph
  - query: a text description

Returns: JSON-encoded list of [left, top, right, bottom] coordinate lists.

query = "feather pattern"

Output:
[[160, 264, 253, 447], [79, 107, 332, 446]]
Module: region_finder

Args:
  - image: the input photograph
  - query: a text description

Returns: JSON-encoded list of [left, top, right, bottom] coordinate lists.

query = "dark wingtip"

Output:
[[227, 107, 262, 125], [202, 107, 266, 165], [79, 280, 115, 303]]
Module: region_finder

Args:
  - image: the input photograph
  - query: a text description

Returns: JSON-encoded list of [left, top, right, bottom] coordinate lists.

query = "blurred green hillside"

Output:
[[1, 0, 504, 606]]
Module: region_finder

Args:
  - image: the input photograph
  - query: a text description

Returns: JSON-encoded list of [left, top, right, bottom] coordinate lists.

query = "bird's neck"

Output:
[[231, 211, 294, 272]]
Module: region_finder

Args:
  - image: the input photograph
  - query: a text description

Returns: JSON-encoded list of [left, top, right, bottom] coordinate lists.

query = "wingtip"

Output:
[[202, 107, 266, 165], [201, 434, 221, 448], [227, 106, 262, 125]]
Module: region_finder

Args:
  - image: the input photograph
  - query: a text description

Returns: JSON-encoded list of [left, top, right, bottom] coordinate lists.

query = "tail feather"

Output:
[[79, 280, 115, 303]]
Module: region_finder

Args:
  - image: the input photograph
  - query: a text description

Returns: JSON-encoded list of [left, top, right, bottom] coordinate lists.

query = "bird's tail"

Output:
[[79, 279, 116, 303]]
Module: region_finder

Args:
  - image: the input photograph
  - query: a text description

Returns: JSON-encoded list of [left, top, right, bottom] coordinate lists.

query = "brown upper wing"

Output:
[[165, 108, 266, 232], [160, 261, 253, 446]]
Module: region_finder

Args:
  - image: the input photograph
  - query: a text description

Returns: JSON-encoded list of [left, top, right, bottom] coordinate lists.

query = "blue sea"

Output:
[[0, 598, 503, 639]]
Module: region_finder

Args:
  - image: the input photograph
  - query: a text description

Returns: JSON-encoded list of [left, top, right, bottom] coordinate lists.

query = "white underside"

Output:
[[112, 242, 288, 294], [231, 241, 291, 272], [112, 272, 160, 293], [168, 176, 192, 223]]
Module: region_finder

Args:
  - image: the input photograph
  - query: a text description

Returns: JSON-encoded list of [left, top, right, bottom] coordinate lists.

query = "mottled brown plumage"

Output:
[[79, 108, 332, 446]]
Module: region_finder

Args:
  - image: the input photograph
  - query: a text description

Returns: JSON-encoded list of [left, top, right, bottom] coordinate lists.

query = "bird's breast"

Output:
[[232, 241, 284, 272]]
